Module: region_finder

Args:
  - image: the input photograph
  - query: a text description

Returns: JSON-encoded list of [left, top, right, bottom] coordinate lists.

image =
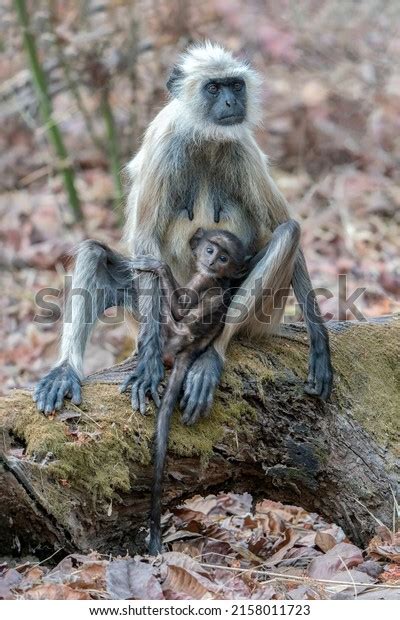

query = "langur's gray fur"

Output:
[[35, 41, 332, 435]]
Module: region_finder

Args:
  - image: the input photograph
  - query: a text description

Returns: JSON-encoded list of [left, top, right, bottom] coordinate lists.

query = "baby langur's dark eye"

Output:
[[219, 255, 228, 263], [207, 83, 219, 94], [206, 246, 214, 254]]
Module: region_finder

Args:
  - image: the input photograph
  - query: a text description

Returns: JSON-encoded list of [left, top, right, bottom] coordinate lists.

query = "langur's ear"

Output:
[[189, 227, 205, 251], [166, 65, 183, 96]]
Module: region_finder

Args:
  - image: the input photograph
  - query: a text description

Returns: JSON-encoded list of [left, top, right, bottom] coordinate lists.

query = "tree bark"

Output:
[[0, 317, 399, 558]]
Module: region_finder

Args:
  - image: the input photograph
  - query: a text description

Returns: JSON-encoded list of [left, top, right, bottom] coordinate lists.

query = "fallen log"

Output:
[[1, 316, 399, 557]]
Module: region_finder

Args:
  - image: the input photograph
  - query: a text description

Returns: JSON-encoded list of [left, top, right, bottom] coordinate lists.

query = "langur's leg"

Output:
[[292, 250, 333, 400], [181, 219, 301, 425], [34, 241, 137, 414]]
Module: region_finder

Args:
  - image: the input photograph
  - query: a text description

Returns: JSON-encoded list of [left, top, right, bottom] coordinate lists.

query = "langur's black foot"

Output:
[[120, 354, 164, 414], [180, 346, 223, 425], [33, 362, 82, 415], [304, 349, 333, 401]]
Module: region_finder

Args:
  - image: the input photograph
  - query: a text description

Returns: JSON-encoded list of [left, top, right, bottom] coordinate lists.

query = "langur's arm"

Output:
[[130, 257, 196, 321], [156, 265, 196, 321]]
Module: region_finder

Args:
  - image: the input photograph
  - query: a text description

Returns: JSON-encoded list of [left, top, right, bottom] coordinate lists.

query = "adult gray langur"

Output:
[[34, 42, 333, 421]]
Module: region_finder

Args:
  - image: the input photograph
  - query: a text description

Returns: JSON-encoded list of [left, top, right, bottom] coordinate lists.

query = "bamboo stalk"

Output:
[[14, 0, 83, 222]]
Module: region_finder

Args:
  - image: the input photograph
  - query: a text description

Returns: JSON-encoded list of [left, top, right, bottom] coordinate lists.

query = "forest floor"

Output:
[[1, 493, 400, 600]]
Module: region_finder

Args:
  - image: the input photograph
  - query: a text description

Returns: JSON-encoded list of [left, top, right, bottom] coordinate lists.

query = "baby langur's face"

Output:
[[196, 239, 235, 278]]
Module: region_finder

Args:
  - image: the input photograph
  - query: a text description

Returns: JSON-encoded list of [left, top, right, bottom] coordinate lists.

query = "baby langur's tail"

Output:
[[149, 353, 192, 555]]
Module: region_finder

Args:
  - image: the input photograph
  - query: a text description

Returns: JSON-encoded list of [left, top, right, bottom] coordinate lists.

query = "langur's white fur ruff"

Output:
[[175, 41, 263, 141]]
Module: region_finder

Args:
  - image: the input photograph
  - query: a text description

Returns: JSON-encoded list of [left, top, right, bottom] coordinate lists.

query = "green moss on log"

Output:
[[329, 322, 400, 453]]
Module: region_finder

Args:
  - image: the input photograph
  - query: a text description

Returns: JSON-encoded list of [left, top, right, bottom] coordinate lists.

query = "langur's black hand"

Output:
[[304, 346, 333, 401], [33, 362, 82, 415], [180, 346, 223, 425], [120, 352, 164, 414]]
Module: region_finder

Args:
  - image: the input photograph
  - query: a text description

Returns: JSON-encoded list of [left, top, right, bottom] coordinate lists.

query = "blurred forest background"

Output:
[[1, 0, 399, 394]]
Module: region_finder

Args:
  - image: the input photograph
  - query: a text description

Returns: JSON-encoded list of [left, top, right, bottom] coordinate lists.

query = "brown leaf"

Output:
[[376, 525, 395, 543], [173, 508, 208, 524], [163, 528, 203, 544], [265, 528, 299, 565], [250, 584, 278, 599], [171, 539, 205, 558], [255, 499, 309, 527], [181, 493, 252, 519], [214, 492, 253, 516], [308, 542, 363, 579], [357, 588, 400, 600], [201, 522, 232, 542], [46, 556, 75, 583], [380, 564, 400, 583], [285, 546, 322, 562], [18, 566, 46, 592], [162, 565, 217, 599], [68, 562, 106, 590], [0, 568, 22, 600], [181, 495, 219, 516], [287, 585, 322, 600], [260, 513, 286, 536], [315, 531, 337, 552], [328, 569, 374, 595], [23, 584, 91, 600], [229, 543, 265, 564], [107, 559, 164, 600], [213, 570, 252, 599], [368, 528, 400, 562], [201, 540, 235, 565], [162, 552, 209, 577], [357, 560, 384, 580], [162, 589, 193, 600], [44, 554, 106, 593]]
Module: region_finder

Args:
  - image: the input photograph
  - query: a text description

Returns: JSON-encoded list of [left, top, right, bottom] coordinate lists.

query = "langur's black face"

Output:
[[203, 78, 246, 126]]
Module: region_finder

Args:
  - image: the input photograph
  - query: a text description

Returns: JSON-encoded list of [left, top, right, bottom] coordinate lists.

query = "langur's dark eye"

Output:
[[206, 246, 214, 254], [233, 82, 243, 91], [207, 83, 219, 94], [219, 255, 228, 263]]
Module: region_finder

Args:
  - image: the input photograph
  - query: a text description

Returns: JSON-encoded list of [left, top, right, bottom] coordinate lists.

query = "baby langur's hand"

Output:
[[130, 256, 164, 272]]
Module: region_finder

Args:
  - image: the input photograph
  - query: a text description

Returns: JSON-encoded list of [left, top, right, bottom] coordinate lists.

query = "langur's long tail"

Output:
[[148, 354, 190, 555]]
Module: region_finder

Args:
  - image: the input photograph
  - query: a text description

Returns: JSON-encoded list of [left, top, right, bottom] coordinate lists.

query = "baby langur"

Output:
[[130, 228, 249, 555]]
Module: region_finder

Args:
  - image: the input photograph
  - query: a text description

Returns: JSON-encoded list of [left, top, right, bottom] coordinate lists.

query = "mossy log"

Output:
[[1, 317, 399, 558]]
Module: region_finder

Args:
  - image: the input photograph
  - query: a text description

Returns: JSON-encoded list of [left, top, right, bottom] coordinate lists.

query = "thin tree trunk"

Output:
[[15, 0, 83, 222]]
